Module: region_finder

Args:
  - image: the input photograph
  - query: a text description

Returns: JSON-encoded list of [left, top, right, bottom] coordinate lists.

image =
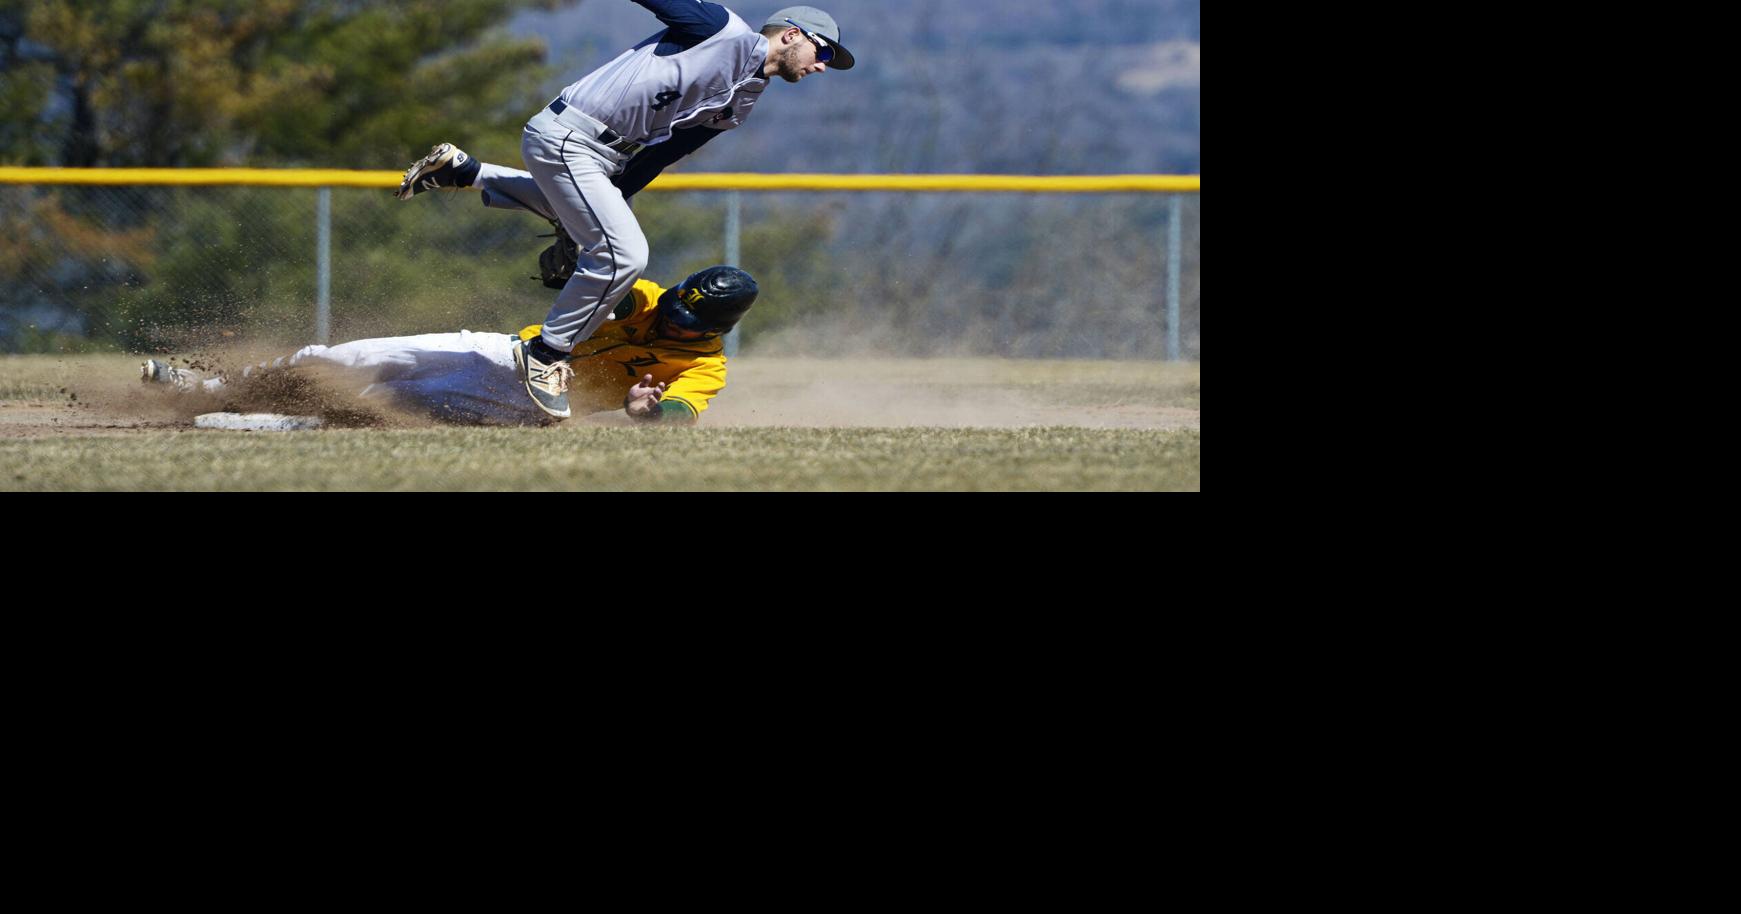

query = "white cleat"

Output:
[[141, 359, 201, 392], [395, 143, 476, 200]]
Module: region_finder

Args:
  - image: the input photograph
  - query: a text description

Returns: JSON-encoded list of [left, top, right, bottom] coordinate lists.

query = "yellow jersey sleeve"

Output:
[[658, 353, 727, 418]]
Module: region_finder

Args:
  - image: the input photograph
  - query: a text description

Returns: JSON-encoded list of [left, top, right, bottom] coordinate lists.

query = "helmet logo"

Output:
[[682, 287, 706, 306]]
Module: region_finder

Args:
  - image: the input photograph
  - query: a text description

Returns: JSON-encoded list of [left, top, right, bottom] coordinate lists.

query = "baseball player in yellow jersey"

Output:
[[140, 266, 758, 427], [516, 266, 753, 422]]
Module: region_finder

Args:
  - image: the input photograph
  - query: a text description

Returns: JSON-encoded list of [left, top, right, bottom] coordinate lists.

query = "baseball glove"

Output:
[[536, 221, 579, 290]]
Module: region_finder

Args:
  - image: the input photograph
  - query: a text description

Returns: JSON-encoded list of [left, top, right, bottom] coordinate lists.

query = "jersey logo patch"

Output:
[[619, 354, 663, 376], [651, 91, 682, 111]]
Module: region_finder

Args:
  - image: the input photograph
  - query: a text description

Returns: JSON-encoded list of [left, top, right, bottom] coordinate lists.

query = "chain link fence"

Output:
[[2, 181, 1199, 359]]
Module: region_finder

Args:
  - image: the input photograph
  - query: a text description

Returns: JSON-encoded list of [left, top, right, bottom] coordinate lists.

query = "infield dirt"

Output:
[[1, 353, 1199, 435], [1, 353, 1200, 490]]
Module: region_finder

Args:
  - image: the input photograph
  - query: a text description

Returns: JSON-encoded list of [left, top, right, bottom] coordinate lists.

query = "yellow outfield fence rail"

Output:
[[0, 167, 1199, 193], [3, 168, 1199, 360]]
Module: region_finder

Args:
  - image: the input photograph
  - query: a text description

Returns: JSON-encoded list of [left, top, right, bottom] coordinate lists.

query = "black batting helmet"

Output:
[[659, 266, 758, 336]]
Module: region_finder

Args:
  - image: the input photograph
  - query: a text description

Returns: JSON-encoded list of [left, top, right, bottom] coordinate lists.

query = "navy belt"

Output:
[[548, 100, 644, 156]]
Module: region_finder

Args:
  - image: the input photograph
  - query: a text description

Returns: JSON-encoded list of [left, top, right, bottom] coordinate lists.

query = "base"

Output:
[[194, 412, 325, 432]]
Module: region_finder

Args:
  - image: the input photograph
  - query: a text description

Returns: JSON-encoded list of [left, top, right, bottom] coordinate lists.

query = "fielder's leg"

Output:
[[522, 145, 648, 348], [476, 164, 560, 220], [395, 142, 561, 222], [513, 110, 649, 418]]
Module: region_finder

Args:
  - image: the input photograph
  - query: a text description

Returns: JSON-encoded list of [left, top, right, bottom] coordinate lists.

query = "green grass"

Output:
[[0, 426, 1200, 491], [0, 355, 122, 400], [0, 378, 65, 401], [0, 354, 161, 402]]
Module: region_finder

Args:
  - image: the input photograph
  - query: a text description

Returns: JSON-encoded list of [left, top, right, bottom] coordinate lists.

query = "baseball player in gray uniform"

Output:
[[393, 1, 854, 420]]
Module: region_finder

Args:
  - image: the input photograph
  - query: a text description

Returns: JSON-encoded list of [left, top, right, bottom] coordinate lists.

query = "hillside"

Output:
[[509, 0, 1202, 175]]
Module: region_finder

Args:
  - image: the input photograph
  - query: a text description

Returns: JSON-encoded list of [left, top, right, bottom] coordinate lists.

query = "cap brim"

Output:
[[826, 42, 855, 70]]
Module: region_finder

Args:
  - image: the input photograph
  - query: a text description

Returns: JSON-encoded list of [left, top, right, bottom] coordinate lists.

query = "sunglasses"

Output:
[[784, 18, 834, 63]]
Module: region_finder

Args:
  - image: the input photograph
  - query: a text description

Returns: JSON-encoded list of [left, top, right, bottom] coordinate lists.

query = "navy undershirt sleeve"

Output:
[[611, 126, 723, 198], [633, 0, 730, 42]]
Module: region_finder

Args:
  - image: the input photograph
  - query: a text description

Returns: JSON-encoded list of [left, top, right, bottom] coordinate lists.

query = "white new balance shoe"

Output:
[[514, 337, 574, 420]]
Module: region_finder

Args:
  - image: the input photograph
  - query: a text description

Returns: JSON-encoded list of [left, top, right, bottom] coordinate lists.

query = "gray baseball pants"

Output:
[[476, 105, 648, 354]]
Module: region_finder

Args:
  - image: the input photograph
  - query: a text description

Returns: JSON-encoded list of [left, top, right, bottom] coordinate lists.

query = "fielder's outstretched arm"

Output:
[[613, 126, 722, 198], [633, 0, 732, 38]]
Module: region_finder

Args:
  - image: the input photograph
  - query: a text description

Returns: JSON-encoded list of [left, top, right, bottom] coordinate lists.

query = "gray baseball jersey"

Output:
[[505, 1, 776, 357], [557, 0, 769, 148]]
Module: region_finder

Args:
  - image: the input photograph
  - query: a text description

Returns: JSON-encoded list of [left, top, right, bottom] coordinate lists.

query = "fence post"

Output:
[[316, 187, 332, 344], [723, 190, 741, 358], [1165, 193, 1182, 362]]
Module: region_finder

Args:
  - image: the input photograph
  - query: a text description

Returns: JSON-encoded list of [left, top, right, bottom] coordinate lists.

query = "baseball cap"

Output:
[[764, 6, 855, 70]]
